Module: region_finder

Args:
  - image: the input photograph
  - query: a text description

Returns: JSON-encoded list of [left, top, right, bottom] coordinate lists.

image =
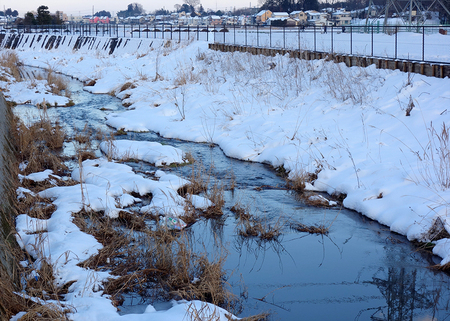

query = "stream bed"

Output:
[[14, 69, 450, 321]]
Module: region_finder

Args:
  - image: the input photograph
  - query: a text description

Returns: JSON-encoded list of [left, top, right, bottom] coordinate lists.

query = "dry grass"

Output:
[[204, 180, 225, 217], [47, 69, 70, 97], [17, 304, 68, 320], [421, 122, 450, 191], [119, 82, 136, 93], [234, 204, 282, 241], [85, 79, 96, 86], [290, 222, 330, 235], [0, 51, 22, 81], [75, 210, 235, 309], [14, 112, 67, 176], [14, 112, 66, 175], [174, 66, 199, 87]]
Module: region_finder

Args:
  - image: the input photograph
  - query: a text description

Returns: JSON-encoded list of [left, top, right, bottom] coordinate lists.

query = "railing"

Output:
[[6, 23, 450, 64]]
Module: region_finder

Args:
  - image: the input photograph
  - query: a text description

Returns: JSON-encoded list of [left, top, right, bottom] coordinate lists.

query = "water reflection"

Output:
[[16, 68, 450, 320]]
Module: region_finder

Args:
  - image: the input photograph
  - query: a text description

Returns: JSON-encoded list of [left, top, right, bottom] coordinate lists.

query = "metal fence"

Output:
[[7, 23, 450, 63]]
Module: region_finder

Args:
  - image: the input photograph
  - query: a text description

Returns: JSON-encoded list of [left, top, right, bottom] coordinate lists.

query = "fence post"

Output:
[[371, 24, 374, 56], [162, 23, 165, 39], [283, 25, 286, 48], [422, 25, 425, 61], [245, 24, 247, 46], [197, 24, 199, 41], [331, 25, 333, 54], [123, 24, 125, 37], [350, 25, 352, 55], [206, 25, 209, 42], [395, 26, 398, 59], [270, 24, 272, 47], [257, 24, 259, 47], [223, 24, 226, 43], [170, 24, 173, 40], [314, 24, 316, 52], [234, 23, 236, 45], [298, 24, 300, 51]]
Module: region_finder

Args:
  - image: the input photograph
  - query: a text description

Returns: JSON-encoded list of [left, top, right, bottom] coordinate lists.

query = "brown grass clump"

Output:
[[290, 222, 330, 235], [0, 51, 22, 81], [0, 270, 29, 318], [47, 70, 69, 97], [119, 82, 136, 93], [235, 206, 282, 241], [17, 303, 69, 321], [84, 79, 96, 86], [204, 180, 225, 217], [14, 112, 67, 175]]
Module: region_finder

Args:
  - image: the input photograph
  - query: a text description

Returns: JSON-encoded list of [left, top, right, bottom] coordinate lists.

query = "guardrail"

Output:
[[6, 23, 450, 64]]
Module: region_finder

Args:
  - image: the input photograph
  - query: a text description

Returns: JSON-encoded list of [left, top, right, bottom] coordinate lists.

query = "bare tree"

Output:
[[183, 0, 201, 9]]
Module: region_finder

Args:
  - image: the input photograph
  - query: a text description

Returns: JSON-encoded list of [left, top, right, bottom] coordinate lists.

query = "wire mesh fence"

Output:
[[6, 23, 450, 63]]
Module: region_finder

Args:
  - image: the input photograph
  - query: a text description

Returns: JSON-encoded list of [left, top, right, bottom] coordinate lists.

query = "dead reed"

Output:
[[234, 204, 282, 241], [14, 112, 67, 175], [290, 222, 330, 235], [47, 69, 70, 97], [0, 51, 22, 81]]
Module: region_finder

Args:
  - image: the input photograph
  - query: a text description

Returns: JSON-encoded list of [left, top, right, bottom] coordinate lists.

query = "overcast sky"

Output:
[[9, 0, 258, 17]]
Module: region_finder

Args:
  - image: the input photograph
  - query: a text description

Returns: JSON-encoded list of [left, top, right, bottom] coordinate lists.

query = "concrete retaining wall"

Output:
[[208, 43, 450, 78], [0, 33, 160, 56], [0, 93, 20, 318]]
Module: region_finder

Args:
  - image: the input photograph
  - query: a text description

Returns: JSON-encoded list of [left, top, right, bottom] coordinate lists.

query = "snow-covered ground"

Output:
[[4, 35, 450, 319]]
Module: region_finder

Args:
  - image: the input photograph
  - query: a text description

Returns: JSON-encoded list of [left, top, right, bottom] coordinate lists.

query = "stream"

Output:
[[14, 69, 450, 321]]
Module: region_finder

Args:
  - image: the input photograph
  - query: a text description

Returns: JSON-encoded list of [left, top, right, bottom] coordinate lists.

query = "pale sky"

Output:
[[8, 0, 257, 17]]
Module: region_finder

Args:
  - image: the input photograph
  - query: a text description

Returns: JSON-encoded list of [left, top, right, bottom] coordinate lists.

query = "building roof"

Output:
[[256, 10, 270, 16]]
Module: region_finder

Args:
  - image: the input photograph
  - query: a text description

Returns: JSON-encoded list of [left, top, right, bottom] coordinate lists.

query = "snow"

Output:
[[99, 139, 186, 166], [5, 34, 450, 319]]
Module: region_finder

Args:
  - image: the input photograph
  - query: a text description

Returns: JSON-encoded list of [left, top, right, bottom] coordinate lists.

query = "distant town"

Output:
[[0, 0, 449, 28]]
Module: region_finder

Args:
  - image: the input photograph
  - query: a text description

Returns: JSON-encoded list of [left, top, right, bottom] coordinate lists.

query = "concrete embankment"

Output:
[[0, 93, 21, 318], [0, 33, 157, 56], [208, 43, 450, 78]]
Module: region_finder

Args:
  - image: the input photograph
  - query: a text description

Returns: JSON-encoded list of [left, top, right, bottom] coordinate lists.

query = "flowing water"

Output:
[[15, 70, 450, 321]]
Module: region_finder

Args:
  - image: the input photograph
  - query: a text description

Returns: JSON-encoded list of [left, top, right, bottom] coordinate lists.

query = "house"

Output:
[[332, 9, 352, 26], [192, 16, 203, 25], [210, 15, 222, 25], [89, 16, 110, 24], [267, 17, 297, 26], [306, 10, 329, 26], [256, 10, 272, 24], [290, 11, 307, 24], [271, 12, 289, 19]]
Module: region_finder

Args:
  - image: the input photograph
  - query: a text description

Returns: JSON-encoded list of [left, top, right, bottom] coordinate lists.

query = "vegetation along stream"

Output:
[[14, 68, 450, 321]]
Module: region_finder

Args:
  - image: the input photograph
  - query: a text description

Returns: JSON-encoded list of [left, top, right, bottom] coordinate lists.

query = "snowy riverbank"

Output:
[[3, 34, 450, 319]]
